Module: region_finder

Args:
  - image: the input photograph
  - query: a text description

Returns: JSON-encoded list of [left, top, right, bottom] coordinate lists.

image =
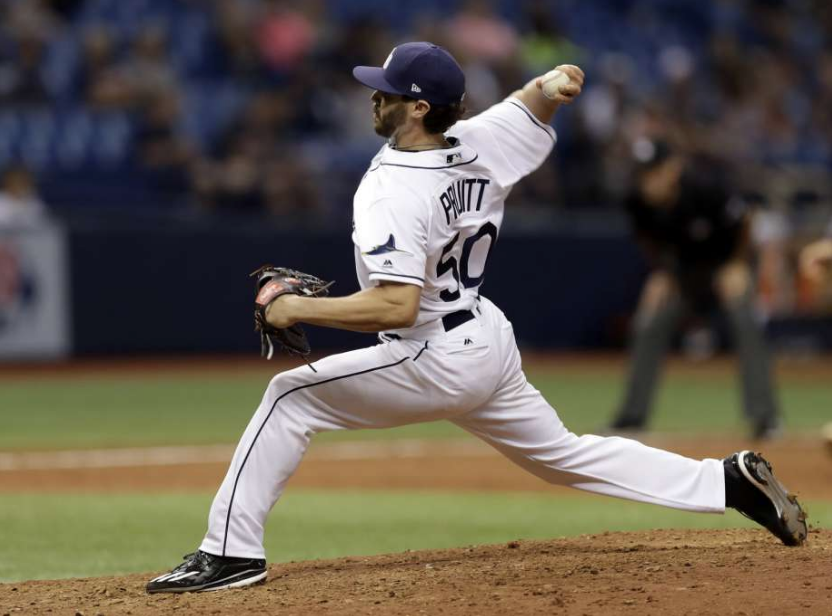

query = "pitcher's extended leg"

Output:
[[457, 376, 725, 512]]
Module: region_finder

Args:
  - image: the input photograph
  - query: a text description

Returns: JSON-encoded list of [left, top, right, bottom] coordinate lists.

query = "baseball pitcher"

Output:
[[147, 42, 807, 593]]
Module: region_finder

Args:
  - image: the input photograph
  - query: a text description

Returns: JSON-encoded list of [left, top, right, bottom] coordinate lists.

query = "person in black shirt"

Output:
[[608, 139, 780, 439]]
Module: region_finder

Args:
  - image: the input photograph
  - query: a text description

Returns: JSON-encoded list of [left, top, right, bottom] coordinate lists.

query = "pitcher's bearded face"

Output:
[[372, 91, 409, 138]]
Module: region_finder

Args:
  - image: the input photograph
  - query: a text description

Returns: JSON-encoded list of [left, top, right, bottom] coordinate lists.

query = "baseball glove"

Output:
[[250, 265, 333, 362]]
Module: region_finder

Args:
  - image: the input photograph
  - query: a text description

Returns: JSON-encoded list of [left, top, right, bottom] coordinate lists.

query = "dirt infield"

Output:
[[1, 529, 830, 615], [1, 436, 830, 499], [1, 436, 831, 614]]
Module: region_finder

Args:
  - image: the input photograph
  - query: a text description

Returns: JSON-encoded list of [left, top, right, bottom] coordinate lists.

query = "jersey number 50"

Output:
[[436, 222, 498, 302]]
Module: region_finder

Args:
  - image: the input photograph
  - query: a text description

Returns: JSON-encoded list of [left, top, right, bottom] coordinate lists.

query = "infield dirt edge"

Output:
[[1, 528, 829, 616]]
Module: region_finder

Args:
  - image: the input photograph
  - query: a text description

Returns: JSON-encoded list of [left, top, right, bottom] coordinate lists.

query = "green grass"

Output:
[[528, 367, 832, 435], [0, 373, 467, 449], [1, 363, 829, 583], [0, 366, 829, 449], [2, 489, 830, 583]]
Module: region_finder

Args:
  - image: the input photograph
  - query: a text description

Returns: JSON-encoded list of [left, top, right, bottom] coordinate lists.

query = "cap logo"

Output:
[[411, 83, 422, 93], [383, 48, 396, 69]]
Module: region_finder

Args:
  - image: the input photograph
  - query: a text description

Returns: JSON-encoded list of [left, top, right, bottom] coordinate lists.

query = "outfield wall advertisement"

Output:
[[0, 223, 70, 359]]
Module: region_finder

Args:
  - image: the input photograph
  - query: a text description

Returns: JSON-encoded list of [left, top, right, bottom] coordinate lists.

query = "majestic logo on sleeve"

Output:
[[362, 234, 412, 256]]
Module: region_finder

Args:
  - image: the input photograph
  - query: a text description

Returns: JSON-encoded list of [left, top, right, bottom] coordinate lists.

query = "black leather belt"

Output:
[[442, 309, 475, 332]]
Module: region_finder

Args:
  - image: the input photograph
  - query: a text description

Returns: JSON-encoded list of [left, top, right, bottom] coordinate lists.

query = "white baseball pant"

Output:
[[200, 296, 725, 559]]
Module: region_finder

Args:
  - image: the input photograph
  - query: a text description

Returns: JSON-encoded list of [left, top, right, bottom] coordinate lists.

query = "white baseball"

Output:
[[541, 69, 571, 100]]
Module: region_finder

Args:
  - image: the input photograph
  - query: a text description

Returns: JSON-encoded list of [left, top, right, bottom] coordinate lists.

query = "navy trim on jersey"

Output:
[[367, 153, 479, 173], [505, 100, 555, 142], [413, 341, 429, 362], [389, 137, 460, 152], [368, 271, 426, 282], [221, 356, 410, 556]]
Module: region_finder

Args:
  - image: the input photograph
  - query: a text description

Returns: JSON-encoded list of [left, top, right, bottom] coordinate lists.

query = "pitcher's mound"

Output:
[[2, 528, 829, 615]]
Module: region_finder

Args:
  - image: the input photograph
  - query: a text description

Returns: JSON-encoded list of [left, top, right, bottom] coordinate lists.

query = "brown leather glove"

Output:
[[250, 265, 333, 359]]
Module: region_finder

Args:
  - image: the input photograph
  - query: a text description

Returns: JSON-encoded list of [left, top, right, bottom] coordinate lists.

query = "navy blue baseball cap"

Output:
[[353, 42, 465, 105]]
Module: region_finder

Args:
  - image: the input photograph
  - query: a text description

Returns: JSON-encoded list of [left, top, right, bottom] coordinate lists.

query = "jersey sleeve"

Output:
[[449, 97, 556, 187], [354, 197, 428, 287]]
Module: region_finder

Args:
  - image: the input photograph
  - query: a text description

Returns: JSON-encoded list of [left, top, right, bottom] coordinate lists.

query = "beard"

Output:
[[373, 103, 407, 138]]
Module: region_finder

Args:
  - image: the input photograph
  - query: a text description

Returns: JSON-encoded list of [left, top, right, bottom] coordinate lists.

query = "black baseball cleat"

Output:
[[146, 550, 267, 593], [724, 450, 808, 546]]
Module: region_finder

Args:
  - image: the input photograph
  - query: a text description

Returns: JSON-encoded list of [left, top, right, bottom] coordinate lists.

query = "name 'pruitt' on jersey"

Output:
[[439, 177, 491, 225], [352, 97, 556, 333]]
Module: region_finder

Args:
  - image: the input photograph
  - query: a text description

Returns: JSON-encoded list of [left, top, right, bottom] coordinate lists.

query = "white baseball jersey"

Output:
[[352, 98, 556, 332], [201, 97, 725, 561]]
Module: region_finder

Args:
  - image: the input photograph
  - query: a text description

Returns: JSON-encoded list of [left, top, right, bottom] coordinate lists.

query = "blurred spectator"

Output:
[[798, 221, 832, 311], [518, 3, 584, 77], [79, 26, 129, 108], [262, 155, 320, 219], [753, 207, 792, 316], [0, 0, 57, 104], [0, 34, 50, 105], [191, 151, 263, 212], [137, 93, 191, 169], [256, 0, 322, 75], [2, 0, 58, 40], [444, 0, 520, 109], [121, 26, 178, 103], [801, 236, 832, 285], [136, 92, 194, 195], [0, 166, 47, 227], [212, 0, 264, 80], [84, 24, 177, 111], [446, 0, 518, 64], [556, 53, 636, 207], [191, 91, 320, 216], [0, 0, 827, 240]]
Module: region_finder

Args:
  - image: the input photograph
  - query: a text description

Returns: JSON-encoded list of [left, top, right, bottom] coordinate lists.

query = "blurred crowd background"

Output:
[[1, 0, 830, 214], [0, 0, 831, 358]]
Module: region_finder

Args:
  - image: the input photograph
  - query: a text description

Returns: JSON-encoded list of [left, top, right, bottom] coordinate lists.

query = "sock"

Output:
[[723, 456, 742, 510]]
